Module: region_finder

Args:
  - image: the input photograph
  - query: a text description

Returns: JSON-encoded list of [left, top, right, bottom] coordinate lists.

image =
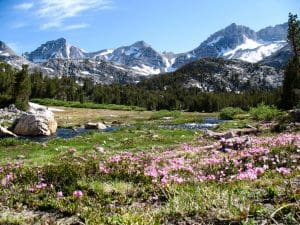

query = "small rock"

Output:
[[84, 122, 107, 130], [162, 117, 173, 120], [223, 131, 236, 139], [152, 134, 159, 139], [17, 155, 25, 160], [95, 146, 105, 152]]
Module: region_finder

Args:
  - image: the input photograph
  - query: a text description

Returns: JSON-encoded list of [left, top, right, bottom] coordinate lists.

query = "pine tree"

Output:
[[14, 65, 31, 111], [281, 13, 300, 109], [0, 62, 15, 107]]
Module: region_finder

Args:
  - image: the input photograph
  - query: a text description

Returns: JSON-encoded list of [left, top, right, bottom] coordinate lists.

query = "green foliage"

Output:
[[0, 138, 25, 147], [219, 107, 244, 120], [250, 103, 282, 121], [14, 65, 31, 111], [0, 63, 15, 108], [266, 186, 278, 199], [43, 162, 84, 194], [150, 110, 181, 120], [281, 13, 300, 109]]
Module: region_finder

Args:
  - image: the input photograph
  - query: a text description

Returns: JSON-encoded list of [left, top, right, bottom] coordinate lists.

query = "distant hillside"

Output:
[[138, 58, 284, 92]]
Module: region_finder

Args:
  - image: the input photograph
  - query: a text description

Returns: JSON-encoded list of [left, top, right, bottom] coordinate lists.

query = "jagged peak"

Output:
[[223, 23, 254, 32], [131, 40, 150, 48]]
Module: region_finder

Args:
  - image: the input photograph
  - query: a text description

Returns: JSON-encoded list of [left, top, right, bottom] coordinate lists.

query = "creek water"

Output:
[[14, 117, 222, 142]]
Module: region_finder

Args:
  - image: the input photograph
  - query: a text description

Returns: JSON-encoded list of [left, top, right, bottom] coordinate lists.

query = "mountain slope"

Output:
[[106, 41, 176, 75], [257, 23, 288, 41], [173, 23, 288, 69], [0, 41, 142, 84], [259, 44, 292, 69], [0, 41, 37, 70], [139, 58, 283, 92], [41, 58, 142, 84], [23, 38, 87, 63]]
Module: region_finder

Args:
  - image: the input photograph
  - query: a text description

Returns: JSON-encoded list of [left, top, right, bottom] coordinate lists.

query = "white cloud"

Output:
[[61, 23, 89, 31], [36, 0, 113, 29], [14, 2, 34, 10]]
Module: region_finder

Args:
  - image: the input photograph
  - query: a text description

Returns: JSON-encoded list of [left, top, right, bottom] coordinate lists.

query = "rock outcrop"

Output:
[[13, 109, 57, 136], [0, 104, 22, 126]]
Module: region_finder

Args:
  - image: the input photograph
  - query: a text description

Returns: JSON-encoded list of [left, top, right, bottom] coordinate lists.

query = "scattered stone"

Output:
[[205, 128, 259, 140], [205, 130, 232, 139], [13, 109, 57, 136], [84, 122, 107, 130], [0, 126, 17, 137], [219, 136, 252, 151], [95, 146, 105, 152], [17, 155, 25, 160], [223, 130, 236, 139]]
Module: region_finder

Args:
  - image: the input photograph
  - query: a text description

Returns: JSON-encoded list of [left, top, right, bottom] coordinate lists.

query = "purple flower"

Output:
[[73, 190, 83, 198], [28, 187, 35, 193], [276, 167, 291, 175], [56, 191, 63, 198]]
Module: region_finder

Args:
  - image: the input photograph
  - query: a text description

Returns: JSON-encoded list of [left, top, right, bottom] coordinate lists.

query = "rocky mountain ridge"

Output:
[[0, 21, 291, 86], [20, 22, 290, 76], [173, 23, 289, 68], [139, 58, 284, 93]]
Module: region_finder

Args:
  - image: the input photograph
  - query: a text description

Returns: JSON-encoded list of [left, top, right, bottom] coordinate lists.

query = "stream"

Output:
[[15, 117, 222, 142]]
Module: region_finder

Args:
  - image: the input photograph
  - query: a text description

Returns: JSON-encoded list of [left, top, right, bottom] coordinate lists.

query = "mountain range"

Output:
[[0, 22, 291, 86]]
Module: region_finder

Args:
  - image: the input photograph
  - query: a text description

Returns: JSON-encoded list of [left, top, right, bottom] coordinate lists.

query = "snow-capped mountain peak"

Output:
[[8, 22, 290, 78], [0, 41, 17, 57], [106, 41, 172, 75], [172, 22, 288, 68], [24, 38, 87, 63]]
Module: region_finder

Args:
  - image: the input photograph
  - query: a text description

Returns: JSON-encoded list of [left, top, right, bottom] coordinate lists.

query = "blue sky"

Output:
[[0, 0, 299, 54]]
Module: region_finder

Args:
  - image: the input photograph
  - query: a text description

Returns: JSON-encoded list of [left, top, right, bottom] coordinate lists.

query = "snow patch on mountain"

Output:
[[162, 55, 177, 72], [238, 41, 286, 62], [223, 36, 262, 57], [0, 52, 10, 56], [220, 35, 287, 63], [207, 36, 223, 46], [132, 64, 161, 75], [124, 47, 139, 56]]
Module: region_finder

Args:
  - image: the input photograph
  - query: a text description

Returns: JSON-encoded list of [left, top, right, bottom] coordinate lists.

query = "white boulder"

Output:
[[13, 109, 57, 136]]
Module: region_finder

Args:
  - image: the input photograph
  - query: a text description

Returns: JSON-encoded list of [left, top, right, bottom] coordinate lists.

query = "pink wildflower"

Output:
[[56, 191, 63, 198], [73, 190, 83, 198], [276, 167, 291, 175], [28, 187, 36, 193]]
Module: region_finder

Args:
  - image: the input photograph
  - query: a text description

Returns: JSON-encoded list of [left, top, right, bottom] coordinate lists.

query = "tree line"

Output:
[[0, 63, 282, 112]]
